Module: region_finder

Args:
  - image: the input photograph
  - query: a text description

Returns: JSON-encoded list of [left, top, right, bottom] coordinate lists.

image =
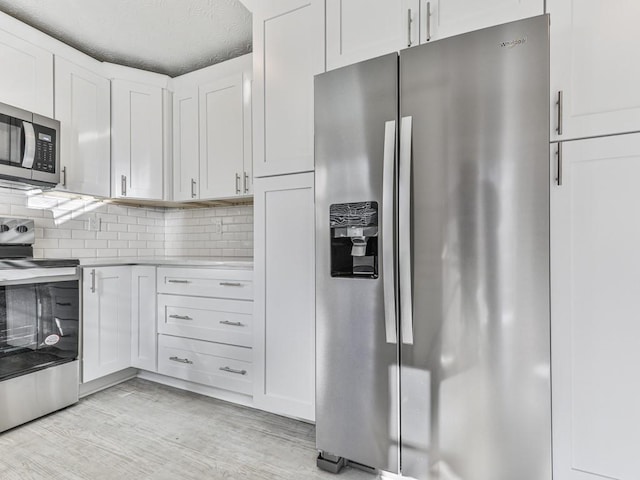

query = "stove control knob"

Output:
[[16, 225, 29, 233], [0, 225, 9, 233]]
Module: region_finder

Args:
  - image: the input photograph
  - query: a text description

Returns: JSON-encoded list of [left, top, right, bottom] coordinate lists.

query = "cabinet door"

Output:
[[0, 28, 53, 117], [82, 267, 132, 383], [199, 74, 245, 199], [131, 266, 157, 372], [550, 0, 640, 140], [551, 134, 640, 480], [326, 0, 419, 71], [254, 173, 315, 421], [420, 0, 542, 44], [253, 2, 324, 177], [173, 87, 200, 201], [54, 57, 111, 197], [112, 79, 163, 200]]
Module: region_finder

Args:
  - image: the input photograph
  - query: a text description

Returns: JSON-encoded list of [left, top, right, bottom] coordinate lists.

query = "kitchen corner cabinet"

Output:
[[131, 266, 157, 372], [111, 79, 164, 200], [325, 0, 542, 71], [254, 173, 315, 421], [551, 133, 640, 480], [549, 0, 640, 141], [82, 266, 132, 383], [0, 27, 53, 117], [54, 56, 111, 197], [252, 1, 324, 177]]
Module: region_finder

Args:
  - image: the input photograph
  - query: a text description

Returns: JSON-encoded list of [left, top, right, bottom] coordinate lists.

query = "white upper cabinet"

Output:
[[551, 133, 640, 480], [54, 56, 111, 197], [172, 54, 252, 201], [326, 0, 419, 70], [550, 0, 640, 140], [111, 78, 164, 200], [253, 1, 325, 177], [0, 27, 53, 117]]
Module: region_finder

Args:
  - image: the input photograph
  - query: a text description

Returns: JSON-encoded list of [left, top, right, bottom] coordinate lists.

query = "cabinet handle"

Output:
[[61, 166, 67, 188], [235, 173, 241, 194], [191, 178, 197, 198], [555, 142, 563, 186], [169, 356, 193, 365], [169, 314, 193, 320], [56, 302, 72, 306], [121, 175, 127, 196], [556, 90, 563, 136], [243, 172, 249, 194], [90, 269, 96, 293], [168, 279, 190, 284], [219, 282, 242, 287], [426, 2, 432, 41], [219, 366, 247, 375], [220, 320, 243, 327], [407, 9, 413, 47]]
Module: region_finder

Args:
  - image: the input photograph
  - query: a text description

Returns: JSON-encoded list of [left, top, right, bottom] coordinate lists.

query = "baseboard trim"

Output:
[[79, 368, 138, 398]]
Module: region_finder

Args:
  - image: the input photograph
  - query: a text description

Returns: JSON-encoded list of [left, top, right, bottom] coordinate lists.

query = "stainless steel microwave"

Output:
[[0, 101, 60, 187]]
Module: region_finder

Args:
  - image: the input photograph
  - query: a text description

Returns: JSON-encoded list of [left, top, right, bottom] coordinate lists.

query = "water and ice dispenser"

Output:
[[330, 202, 378, 279]]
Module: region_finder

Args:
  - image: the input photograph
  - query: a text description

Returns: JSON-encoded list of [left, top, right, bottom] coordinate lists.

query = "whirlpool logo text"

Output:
[[499, 37, 527, 48]]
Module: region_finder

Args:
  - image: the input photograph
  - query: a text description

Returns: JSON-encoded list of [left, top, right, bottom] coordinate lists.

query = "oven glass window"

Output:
[[0, 114, 23, 167], [0, 280, 79, 381]]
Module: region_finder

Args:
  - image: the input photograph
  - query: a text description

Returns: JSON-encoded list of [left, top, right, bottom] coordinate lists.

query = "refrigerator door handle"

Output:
[[382, 120, 398, 344], [399, 116, 414, 345]]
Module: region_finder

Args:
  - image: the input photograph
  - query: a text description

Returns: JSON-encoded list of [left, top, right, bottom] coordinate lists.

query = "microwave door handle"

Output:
[[22, 121, 36, 169], [382, 120, 398, 344], [399, 116, 414, 345]]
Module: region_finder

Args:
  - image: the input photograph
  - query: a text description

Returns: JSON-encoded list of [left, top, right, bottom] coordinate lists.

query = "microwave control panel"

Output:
[[32, 124, 57, 173]]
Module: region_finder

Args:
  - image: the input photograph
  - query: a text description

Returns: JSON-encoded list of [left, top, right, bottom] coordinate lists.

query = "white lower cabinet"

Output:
[[551, 133, 640, 480], [253, 173, 315, 421], [82, 266, 132, 383], [131, 266, 157, 372]]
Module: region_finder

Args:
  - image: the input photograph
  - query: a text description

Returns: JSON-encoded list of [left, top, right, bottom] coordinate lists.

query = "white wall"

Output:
[[0, 185, 253, 259]]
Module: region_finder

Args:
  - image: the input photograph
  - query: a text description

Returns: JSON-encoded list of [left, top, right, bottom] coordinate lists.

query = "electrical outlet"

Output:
[[213, 217, 223, 233], [87, 213, 101, 232]]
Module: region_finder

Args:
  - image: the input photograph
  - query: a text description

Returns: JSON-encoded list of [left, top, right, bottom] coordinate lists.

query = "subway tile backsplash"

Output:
[[0, 187, 253, 259]]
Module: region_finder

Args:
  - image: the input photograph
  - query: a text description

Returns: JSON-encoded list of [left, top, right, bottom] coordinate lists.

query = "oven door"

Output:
[[0, 269, 79, 382]]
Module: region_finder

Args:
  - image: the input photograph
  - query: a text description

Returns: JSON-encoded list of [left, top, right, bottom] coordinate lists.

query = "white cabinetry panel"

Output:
[[0, 28, 53, 116], [82, 266, 131, 383], [172, 87, 200, 201], [131, 266, 157, 372], [253, 2, 324, 177], [550, 0, 640, 140], [551, 133, 640, 480], [54, 56, 111, 197], [254, 173, 315, 421]]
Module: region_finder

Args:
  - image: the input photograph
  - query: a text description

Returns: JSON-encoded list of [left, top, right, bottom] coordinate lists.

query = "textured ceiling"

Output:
[[0, 0, 252, 77]]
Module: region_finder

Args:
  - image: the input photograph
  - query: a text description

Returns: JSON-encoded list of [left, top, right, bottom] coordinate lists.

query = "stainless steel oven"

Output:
[[0, 218, 79, 433]]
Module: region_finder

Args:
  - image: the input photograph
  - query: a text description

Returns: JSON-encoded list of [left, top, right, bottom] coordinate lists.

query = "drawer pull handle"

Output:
[[169, 356, 193, 364], [56, 302, 72, 306], [168, 279, 190, 284], [220, 366, 247, 375], [219, 282, 242, 287], [169, 314, 193, 321], [220, 320, 243, 327]]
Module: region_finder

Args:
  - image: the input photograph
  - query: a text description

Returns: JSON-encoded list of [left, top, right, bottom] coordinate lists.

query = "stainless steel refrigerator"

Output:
[[315, 15, 551, 480]]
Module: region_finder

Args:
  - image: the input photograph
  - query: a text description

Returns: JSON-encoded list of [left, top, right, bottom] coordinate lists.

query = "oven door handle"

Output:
[[0, 268, 79, 286]]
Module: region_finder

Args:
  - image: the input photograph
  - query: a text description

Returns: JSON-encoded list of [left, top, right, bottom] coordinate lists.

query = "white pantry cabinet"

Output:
[[325, 0, 542, 71], [0, 27, 53, 117], [111, 78, 164, 200], [130, 266, 157, 372], [253, 1, 324, 177], [253, 173, 316, 421], [54, 56, 111, 197], [549, 0, 640, 140], [551, 134, 640, 480], [172, 54, 252, 201], [82, 266, 132, 383]]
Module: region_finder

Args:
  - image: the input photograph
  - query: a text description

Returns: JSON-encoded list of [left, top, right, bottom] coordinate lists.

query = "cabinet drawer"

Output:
[[157, 267, 253, 300], [157, 295, 252, 347], [157, 335, 252, 395]]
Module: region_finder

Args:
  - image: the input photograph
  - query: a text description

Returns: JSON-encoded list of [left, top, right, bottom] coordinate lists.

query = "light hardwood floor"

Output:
[[0, 378, 375, 480]]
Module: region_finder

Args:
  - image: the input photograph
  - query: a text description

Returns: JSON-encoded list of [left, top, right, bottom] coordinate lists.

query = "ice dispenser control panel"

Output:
[[330, 202, 378, 279]]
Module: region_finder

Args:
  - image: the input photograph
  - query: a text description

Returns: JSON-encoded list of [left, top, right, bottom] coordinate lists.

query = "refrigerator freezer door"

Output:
[[399, 15, 551, 480], [315, 53, 400, 473]]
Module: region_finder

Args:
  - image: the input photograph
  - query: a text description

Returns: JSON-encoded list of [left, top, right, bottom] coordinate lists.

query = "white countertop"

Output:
[[79, 256, 253, 269]]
